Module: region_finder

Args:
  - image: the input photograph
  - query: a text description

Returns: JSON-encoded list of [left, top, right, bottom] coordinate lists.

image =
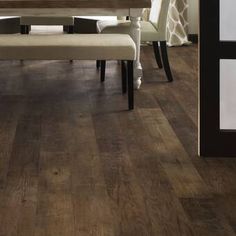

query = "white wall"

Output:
[[188, 0, 198, 34]]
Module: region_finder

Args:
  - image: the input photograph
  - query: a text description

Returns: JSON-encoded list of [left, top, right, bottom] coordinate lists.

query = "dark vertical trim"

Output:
[[200, 0, 236, 156]]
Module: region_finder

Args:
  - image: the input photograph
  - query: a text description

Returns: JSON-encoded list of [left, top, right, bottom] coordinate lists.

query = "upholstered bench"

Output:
[[0, 34, 136, 110], [20, 16, 74, 34]]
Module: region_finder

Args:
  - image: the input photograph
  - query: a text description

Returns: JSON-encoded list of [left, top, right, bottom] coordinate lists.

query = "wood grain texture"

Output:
[[1, 44, 236, 236], [0, 0, 151, 9]]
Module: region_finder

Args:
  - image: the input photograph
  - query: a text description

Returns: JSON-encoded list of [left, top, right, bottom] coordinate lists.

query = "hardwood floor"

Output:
[[0, 44, 236, 236]]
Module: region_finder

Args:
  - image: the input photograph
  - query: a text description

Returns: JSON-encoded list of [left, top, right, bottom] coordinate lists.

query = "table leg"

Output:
[[130, 16, 142, 89]]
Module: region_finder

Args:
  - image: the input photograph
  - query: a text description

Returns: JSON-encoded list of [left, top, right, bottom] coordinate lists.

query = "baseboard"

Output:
[[188, 34, 198, 44]]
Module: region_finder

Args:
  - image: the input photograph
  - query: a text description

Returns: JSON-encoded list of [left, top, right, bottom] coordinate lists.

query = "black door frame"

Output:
[[200, 0, 236, 156]]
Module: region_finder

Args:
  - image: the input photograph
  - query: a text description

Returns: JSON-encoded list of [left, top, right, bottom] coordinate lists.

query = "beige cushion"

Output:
[[20, 16, 74, 26], [0, 34, 136, 60], [97, 20, 166, 42]]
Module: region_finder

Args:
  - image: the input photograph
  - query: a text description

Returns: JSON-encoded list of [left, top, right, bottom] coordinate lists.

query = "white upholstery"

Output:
[[97, 0, 170, 42], [97, 20, 166, 42], [0, 34, 136, 60], [20, 16, 74, 25]]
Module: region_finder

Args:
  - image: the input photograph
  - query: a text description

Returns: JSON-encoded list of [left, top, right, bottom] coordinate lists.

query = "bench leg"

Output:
[[100, 60, 106, 82], [127, 60, 134, 110], [96, 60, 101, 70], [68, 25, 74, 34], [20, 25, 25, 34], [121, 60, 127, 94]]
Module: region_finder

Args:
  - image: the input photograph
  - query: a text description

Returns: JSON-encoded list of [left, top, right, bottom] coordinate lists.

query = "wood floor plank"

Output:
[[216, 193, 236, 234], [68, 112, 117, 236], [93, 112, 154, 236], [118, 110, 195, 236], [34, 101, 75, 236], [35, 152, 75, 236], [137, 107, 209, 198], [0, 102, 40, 236], [0, 101, 24, 188], [180, 197, 236, 236]]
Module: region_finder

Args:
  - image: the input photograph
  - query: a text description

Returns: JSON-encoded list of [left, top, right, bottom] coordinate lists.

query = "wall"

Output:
[[188, 0, 198, 34]]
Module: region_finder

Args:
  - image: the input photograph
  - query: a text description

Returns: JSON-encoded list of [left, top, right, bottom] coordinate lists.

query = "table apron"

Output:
[[0, 8, 143, 17]]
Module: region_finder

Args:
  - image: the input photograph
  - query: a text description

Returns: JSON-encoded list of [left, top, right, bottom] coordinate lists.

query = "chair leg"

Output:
[[20, 25, 29, 62], [20, 25, 25, 34], [121, 61, 127, 94], [67, 26, 74, 62], [160, 41, 173, 82], [96, 60, 101, 69], [100, 60, 106, 82], [127, 60, 134, 110], [20, 25, 29, 34], [153, 41, 163, 68], [26, 25, 30, 34], [68, 25, 74, 34], [63, 25, 67, 32]]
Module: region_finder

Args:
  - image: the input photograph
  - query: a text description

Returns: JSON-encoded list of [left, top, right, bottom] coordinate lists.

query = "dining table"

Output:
[[0, 0, 151, 89]]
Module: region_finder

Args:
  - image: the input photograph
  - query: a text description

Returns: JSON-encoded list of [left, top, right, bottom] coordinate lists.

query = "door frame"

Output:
[[200, 0, 236, 156]]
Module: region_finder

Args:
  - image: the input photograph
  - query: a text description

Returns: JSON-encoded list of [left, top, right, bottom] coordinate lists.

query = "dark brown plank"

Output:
[[93, 113, 153, 236], [118, 110, 196, 235], [66, 109, 117, 235], [34, 100, 75, 236], [181, 198, 236, 236], [0, 101, 41, 236]]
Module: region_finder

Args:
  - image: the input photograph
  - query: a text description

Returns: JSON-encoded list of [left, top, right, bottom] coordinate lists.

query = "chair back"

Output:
[[149, 0, 170, 33]]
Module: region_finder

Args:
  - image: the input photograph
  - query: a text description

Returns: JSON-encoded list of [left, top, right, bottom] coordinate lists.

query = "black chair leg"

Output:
[[160, 41, 173, 82], [63, 25, 67, 32], [127, 60, 134, 110], [68, 25, 74, 34], [121, 61, 127, 94], [21, 25, 29, 34], [26, 25, 30, 34], [153, 41, 163, 68], [96, 60, 101, 69], [66, 25, 74, 62], [100, 60, 106, 82], [20, 25, 25, 34]]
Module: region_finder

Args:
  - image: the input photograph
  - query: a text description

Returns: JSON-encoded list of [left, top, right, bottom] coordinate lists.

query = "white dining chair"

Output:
[[97, 0, 173, 82]]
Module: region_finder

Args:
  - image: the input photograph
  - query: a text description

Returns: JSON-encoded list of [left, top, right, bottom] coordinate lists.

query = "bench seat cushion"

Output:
[[0, 34, 136, 60], [20, 16, 74, 26]]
